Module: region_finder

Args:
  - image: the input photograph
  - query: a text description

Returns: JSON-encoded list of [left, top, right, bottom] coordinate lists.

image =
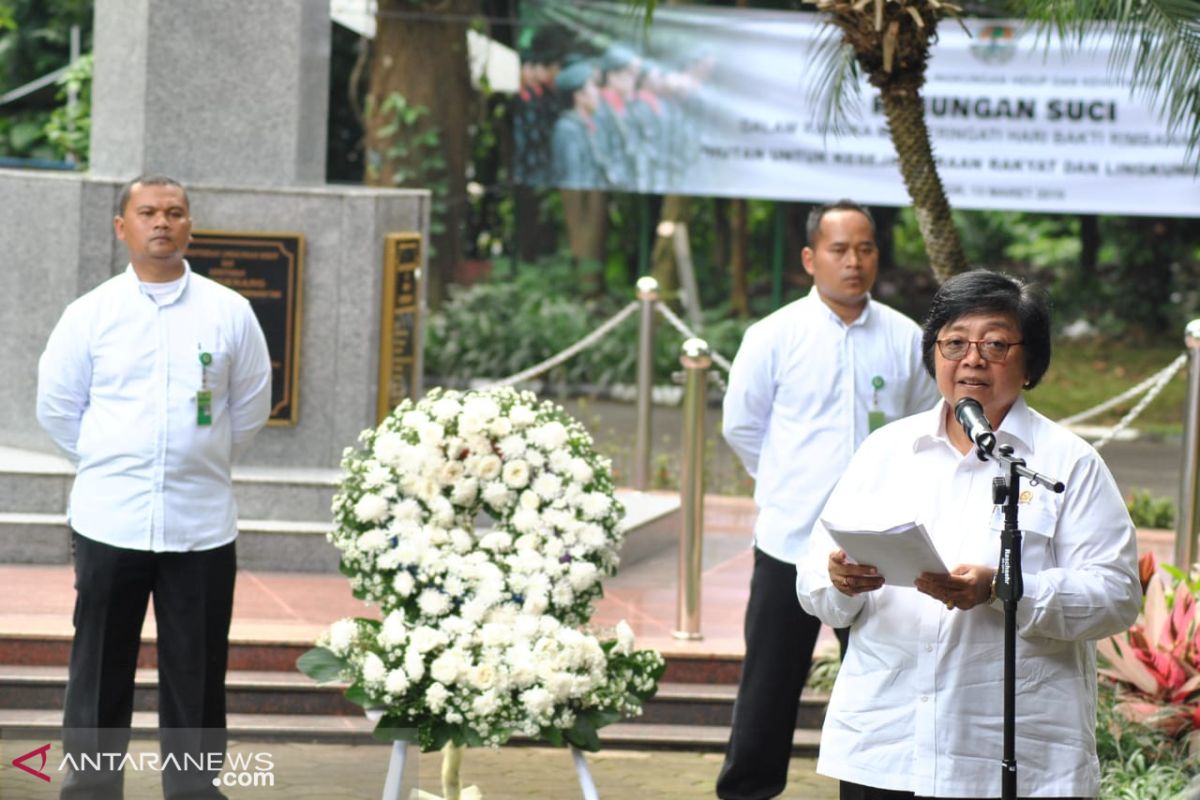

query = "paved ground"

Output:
[[0, 739, 839, 799]]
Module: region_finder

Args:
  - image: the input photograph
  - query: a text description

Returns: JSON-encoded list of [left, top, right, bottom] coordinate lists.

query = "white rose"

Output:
[[438, 461, 466, 486], [354, 494, 389, 524], [519, 490, 541, 511], [431, 652, 461, 684], [481, 623, 512, 648], [458, 412, 487, 435], [469, 663, 498, 690], [472, 689, 501, 717], [428, 496, 455, 526], [488, 417, 513, 438], [525, 450, 545, 469], [511, 508, 540, 535], [385, 668, 410, 696], [475, 455, 502, 481], [502, 460, 530, 489], [463, 396, 500, 422], [615, 620, 636, 655], [410, 626, 445, 654], [361, 652, 387, 687], [401, 410, 430, 429]]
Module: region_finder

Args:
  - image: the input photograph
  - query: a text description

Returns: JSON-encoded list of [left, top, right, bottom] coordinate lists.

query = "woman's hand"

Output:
[[915, 564, 996, 611], [829, 549, 884, 597]]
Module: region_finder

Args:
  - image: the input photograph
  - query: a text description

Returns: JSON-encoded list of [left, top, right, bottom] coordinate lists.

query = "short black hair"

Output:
[[805, 200, 875, 246], [921, 269, 1052, 389], [116, 175, 189, 216]]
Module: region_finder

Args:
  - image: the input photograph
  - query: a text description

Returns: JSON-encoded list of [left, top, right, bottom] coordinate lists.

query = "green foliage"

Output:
[[424, 255, 755, 388], [1127, 490, 1176, 530], [367, 92, 449, 243], [1096, 681, 1197, 799], [42, 51, 89, 163]]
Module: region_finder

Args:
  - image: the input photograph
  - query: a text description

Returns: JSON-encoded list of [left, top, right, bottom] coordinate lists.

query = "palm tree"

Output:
[[1012, 0, 1200, 165]]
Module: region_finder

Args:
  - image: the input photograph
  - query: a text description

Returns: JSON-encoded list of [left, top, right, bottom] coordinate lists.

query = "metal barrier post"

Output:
[[1175, 320, 1200, 569], [674, 337, 710, 640], [633, 277, 659, 491]]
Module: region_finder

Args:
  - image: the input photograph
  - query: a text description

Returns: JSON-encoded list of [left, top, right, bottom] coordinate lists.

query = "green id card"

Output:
[[197, 390, 213, 426], [868, 409, 886, 432]]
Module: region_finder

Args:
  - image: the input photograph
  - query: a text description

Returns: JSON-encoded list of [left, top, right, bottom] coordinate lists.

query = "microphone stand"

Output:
[[974, 441, 1064, 800]]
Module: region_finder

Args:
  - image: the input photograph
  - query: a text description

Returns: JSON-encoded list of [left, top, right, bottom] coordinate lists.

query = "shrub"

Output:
[[1127, 490, 1176, 530]]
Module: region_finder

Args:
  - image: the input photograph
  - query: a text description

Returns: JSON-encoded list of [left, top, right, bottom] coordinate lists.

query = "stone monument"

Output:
[[0, 0, 428, 469]]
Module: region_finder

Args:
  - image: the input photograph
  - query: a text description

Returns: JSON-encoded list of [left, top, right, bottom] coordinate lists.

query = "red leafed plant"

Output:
[[1098, 552, 1200, 747]]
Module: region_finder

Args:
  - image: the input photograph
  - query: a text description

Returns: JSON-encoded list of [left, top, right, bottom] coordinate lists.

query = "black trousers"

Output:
[[839, 781, 1089, 800], [60, 531, 236, 800], [717, 548, 848, 800]]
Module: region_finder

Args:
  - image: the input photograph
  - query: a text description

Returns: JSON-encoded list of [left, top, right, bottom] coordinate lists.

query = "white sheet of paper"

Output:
[[821, 519, 949, 588]]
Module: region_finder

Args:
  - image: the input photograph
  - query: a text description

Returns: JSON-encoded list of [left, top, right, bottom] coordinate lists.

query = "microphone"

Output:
[[954, 398, 996, 455]]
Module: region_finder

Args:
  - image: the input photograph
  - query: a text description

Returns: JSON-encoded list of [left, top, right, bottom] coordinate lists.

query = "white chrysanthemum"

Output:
[[531, 472, 562, 501], [529, 421, 569, 451], [580, 523, 607, 548], [357, 528, 388, 553], [373, 432, 406, 467], [431, 396, 462, 422], [502, 459, 530, 489], [385, 667, 410, 695], [525, 450, 546, 469], [463, 395, 500, 422], [489, 417, 513, 439], [481, 622, 512, 648], [362, 461, 392, 488], [450, 477, 479, 507], [520, 686, 553, 717], [380, 611, 408, 649], [392, 571, 415, 596], [497, 434, 527, 459], [401, 410, 431, 430], [410, 626, 446, 654], [482, 481, 513, 510], [449, 528, 473, 553], [404, 648, 426, 682], [327, 618, 358, 655], [510, 404, 537, 427], [428, 496, 455, 527], [391, 498, 423, 524], [354, 494, 389, 524], [580, 492, 611, 519], [568, 561, 599, 592], [479, 530, 513, 553], [615, 620, 636, 656], [362, 652, 387, 687], [426, 682, 449, 712], [417, 589, 451, 617], [567, 457, 594, 485], [511, 509, 541, 535]]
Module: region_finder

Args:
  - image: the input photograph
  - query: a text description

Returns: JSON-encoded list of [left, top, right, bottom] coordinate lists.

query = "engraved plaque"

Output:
[[188, 231, 304, 425], [378, 233, 423, 422]]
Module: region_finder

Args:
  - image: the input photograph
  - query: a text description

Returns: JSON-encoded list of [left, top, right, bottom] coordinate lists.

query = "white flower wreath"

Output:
[[299, 388, 664, 752]]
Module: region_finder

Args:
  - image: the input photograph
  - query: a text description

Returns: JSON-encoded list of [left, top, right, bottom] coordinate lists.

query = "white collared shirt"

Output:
[[797, 397, 1141, 797], [36, 263, 272, 552], [722, 290, 940, 563]]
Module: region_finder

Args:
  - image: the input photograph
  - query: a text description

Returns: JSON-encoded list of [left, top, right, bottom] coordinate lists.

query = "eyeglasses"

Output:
[[936, 338, 1024, 363]]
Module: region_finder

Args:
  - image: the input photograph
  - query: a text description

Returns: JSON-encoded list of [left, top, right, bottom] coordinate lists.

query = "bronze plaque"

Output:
[[187, 231, 304, 426], [378, 233, 423, 423]]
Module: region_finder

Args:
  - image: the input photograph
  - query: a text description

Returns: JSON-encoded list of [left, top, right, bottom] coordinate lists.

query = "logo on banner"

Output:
[[12, 743, 53, 782], [970, 24, 1019, 65]]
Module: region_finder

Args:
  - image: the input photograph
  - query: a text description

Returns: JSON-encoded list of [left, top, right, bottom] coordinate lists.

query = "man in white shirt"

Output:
[[716, 201, 940, 800], [37, 175, 271, 799]]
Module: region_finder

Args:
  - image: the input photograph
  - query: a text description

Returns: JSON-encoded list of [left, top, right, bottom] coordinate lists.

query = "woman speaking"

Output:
[[797, 270, 1140, 799]]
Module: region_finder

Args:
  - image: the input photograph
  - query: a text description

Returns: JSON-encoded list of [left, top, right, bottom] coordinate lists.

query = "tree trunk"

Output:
[[729, 198, 749, 317], [651, 194, 689, 297], [879, 87, 967, 283], [365, 0, 479, 308], [561, 189, 608, 296]]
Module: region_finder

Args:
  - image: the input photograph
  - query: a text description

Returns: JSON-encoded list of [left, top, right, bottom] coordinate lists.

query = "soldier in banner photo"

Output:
[[595, 43, 644, 191], [550, 59, 608, 190]]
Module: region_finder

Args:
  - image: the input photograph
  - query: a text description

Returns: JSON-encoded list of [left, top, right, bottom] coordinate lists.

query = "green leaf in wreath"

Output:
[[296, 647, 347, 683], [542, 727, 564, 748], [428, 721, 457, 752], [565, 714, 602, 752], [344, 682, 372, 707]]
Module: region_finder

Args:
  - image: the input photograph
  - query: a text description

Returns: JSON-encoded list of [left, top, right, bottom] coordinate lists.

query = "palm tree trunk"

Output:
[[879, 87, 967, 282]]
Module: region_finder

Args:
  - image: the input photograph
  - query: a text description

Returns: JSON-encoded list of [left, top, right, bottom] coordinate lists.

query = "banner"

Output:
[[514, 2, 1200, 217]]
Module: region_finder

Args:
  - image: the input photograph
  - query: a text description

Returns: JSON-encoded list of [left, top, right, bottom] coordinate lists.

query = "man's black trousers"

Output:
[[60, 531, 236, 800]]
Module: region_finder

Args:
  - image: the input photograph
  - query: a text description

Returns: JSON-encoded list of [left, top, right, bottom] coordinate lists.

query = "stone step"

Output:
[[0, 710, 821, 755], [0, 667, 826, 731], [0, 636, 743, 686]]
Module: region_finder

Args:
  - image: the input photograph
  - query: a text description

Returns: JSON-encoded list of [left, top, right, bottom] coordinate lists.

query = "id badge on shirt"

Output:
[[868, 375, 886, 433]]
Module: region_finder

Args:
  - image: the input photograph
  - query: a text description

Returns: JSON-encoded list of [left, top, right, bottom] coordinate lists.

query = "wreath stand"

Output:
[[370, 712, 601, 800]]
